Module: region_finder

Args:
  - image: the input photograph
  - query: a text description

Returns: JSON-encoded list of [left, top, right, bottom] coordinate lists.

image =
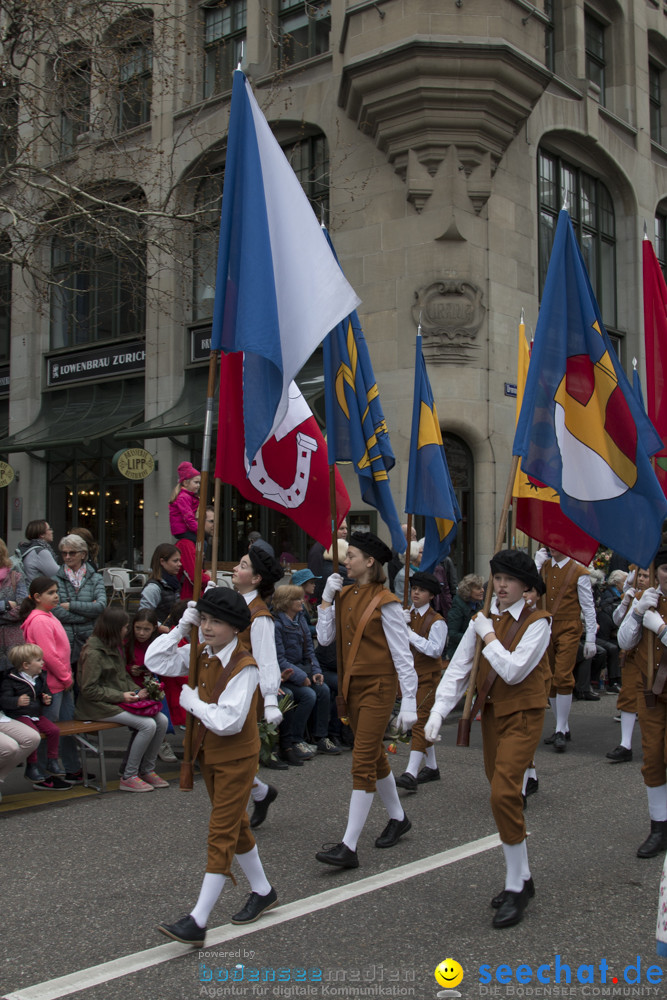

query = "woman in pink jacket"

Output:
[[20, 575, 80, 780], [168, 461, 204, 601]]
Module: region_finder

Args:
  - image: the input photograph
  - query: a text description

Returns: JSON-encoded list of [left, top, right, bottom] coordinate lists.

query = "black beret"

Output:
[[410, 571, 441, 596], [655, 548, 667, 570], [489, 549, 542, 593], [349, 531, 393, 565], [196, 588, 251, 630], [248, 545, 283, 585]]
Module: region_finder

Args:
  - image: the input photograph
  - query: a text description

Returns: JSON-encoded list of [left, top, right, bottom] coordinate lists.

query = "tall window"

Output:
[[192, 133, 329, 316], [117, 17, 153, 132], [0, 80, 18, 167], [0, 234, 11, 364], [59, 57, 91, 154], [203, 1, 247, 99], [538, 150, 616, 327], [650, 61, 663, 144], [50, 197, 146, 348], [279, 0, 331, 67], [544, 0, 555, 72], [585, 11, 606, 105]]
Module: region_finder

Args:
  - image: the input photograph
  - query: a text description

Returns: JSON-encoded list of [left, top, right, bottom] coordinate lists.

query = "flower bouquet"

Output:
[[258, 692, 294, 767]]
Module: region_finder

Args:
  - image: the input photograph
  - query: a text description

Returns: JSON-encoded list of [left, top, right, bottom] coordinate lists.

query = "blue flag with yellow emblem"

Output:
[[322, 232, 405, 553], [513, 209, 667, 567], [406, 334, 461, 572]]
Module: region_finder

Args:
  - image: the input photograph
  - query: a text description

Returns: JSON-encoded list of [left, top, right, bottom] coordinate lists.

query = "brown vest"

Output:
[[541, 560, 588, 621], [625, 589, 667, 684], [340, 582, 399, 677], [237, 595, 272, 654], [196, 644, 260, 764], [477, 606, 552, 717], [409, 605, 445, 677]]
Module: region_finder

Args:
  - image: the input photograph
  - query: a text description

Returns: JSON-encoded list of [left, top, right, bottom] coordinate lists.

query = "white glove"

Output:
[[204, 579, 217, 594], [623, 570, 636, 592], [472, 613, 494, 640], [179, 684, 198, 713], [634, 588, 660, 615], [263, 705, 283, 726], [178, 601, 201, 637], [643, 609, 666, 635], [403, 608, 413, 625], [622, 588, 635, 603], [396, 696, 418, 733], [583, 642, 597, 659], [534, 547, 549, 572], [322, 573, 344, 603], [424, 711, 443, 743]]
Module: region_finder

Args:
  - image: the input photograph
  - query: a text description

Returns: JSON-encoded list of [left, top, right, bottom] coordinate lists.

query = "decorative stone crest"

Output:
[[413, 280, 485, 365]]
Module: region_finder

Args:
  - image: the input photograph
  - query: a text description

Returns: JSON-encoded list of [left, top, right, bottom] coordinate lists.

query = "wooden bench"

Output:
[[52, 720, 124, 794]]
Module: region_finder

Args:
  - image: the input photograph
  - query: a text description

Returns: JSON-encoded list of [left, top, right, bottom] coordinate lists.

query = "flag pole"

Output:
[[180, 349, 219, 789], [456, 453, 520, 746], [210, 477, 222, 579], [403, 514, 413, 609]]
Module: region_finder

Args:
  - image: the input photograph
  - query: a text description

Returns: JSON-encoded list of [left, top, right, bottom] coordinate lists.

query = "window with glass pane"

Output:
[[282, 134, 329, 222], [537, 150, 616, 327], [544, 0, 555, 71], [60, 59, 91, 155], [50, 208, 146, 348], [0, 81, 18, 166], [0, 235, 10, 364], [193, 171, 223, 319], [650, 61, 663, 144], [585, 12, 606, 105], [118, 40, 152, 131], [279, 0, 331, 67], [203, 1, 247, 99]]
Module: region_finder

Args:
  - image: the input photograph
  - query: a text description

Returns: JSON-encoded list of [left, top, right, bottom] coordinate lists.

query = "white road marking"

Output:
[[4, 833, 501, 1000]]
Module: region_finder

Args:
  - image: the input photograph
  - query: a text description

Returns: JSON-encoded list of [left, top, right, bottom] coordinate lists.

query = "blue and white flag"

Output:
[[212, 70, 360, 462]]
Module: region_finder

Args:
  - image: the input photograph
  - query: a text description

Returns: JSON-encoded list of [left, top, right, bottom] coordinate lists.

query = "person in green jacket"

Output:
[[75, 606, 168, 793], [446, 574, 485, 658]]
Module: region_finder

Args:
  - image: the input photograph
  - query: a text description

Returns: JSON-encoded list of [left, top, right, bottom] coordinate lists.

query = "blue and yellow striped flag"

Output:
[[405, 333, 461, 572]]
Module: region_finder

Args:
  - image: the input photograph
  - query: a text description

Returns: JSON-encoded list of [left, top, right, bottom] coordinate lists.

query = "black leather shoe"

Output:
[[491, 876, 535, 909], [606, 745, 632, 763], [264, 757, 289, 771], [637, 820, 667, 858], [315, 842, 359, 868], [395, 771, 418, 791], [580, 690, 600, 701], [544, 730, 571, 745], [553, 731, 568, 752], [250, 784, 278, 829], [375, 813, 411, 848], [158, 914, 206, 946], [279, 748, 304, 767], [231, 886, 278, 924], [416, 765, 440, 784], [525, 777, 539, 797], [492, 882, 532, 928]]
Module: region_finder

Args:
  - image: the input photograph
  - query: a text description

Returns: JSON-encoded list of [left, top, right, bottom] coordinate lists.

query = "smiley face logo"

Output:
[[435, 959, 464, 989]]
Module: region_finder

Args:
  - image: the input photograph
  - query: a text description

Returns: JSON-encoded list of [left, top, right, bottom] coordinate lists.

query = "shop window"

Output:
[[50, 191, 146, 348], [538, 149, 616, 329], [585, 11, 606, 105], [279, 0, 331, 68], [203, 0, 247, 99], [0, 234, 11, 364], [58, 55, 91, 155]]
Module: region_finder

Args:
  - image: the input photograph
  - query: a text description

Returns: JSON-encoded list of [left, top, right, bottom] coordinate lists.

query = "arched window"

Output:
[[191, 131, 330, 317], [538, 149, 616, 328], [50, 190, 146, 348]]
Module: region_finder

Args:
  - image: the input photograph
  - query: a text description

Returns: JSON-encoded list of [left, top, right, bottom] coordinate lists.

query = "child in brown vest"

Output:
[[396, 571, 447, 791], [147, 588, 278, 946], [425, 549, 551, 929]]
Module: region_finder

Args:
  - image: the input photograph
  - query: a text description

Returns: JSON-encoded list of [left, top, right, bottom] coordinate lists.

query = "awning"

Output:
[[0, 380, 145, 453], [114, 368, 213, 440]]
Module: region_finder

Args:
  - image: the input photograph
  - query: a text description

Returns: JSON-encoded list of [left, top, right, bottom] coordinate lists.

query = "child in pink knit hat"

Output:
[[169, 462, 207, 601]]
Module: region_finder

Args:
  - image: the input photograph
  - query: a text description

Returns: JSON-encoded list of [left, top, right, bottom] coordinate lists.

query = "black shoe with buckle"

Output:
[[492, 882, 533, 928], [375, 813, 411, 848], [491, 876, 535, 909], [250, 784, 278, 829], [606, 745, 632, 763], [231, 887, 278, 924], [158, 914, 206, 947], [315, 841, 359, 868], [395, 771, 418, 791], [416, 765, 440, 784]]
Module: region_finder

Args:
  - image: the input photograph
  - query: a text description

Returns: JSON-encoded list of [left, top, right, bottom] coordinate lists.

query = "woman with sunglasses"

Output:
[[53, 533, 107, 679]]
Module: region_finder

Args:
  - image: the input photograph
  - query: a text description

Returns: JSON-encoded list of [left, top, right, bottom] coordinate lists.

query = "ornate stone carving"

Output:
[[413, 280, 485, 365]]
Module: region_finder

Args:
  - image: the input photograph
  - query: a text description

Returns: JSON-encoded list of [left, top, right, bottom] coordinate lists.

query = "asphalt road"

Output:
[[1, 695, 665, 1000]]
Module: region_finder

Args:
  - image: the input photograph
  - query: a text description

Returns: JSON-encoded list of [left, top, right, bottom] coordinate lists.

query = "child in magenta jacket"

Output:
[[168, 462, 200, 541]]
